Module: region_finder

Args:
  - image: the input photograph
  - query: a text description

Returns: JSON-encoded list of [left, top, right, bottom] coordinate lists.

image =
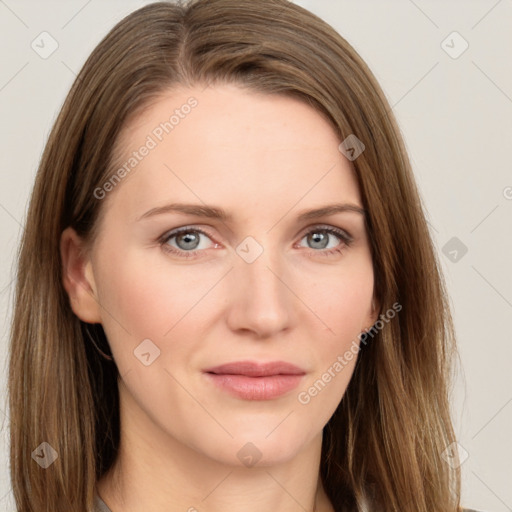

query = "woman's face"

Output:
[[67, 83, 378, 467]]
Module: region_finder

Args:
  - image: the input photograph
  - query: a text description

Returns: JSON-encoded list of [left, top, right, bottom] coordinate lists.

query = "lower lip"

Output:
[[204, 373, 304, 400]]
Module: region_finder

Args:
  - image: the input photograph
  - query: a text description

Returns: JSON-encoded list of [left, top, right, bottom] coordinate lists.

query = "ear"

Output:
[[60, 227, 102, 323]]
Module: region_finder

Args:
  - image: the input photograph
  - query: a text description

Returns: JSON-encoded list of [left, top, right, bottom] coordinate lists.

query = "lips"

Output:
[[203, 360, 306, 400], [203, 360, 306, 377]]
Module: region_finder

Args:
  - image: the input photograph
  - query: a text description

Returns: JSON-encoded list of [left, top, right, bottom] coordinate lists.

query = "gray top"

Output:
[[94, 492, 112, 512], [93, 492, 484, 512]]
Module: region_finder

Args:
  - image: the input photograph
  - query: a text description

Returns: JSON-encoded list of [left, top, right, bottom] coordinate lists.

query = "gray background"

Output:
[[1, 1, 511, 510]]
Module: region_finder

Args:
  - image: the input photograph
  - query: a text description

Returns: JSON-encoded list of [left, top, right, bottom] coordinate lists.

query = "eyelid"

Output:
[[158, 225, 219, 248], [297, 223, 353, 243]]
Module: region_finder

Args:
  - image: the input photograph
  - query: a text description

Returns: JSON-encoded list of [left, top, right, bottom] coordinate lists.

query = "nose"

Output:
[[225, 242, 295, 338]]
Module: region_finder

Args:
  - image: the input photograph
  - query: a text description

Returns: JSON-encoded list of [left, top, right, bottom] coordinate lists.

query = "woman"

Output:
[[8, 1, 481, 511]]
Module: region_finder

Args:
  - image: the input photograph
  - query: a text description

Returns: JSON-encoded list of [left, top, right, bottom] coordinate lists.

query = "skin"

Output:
[[61, 83, 379, 512]]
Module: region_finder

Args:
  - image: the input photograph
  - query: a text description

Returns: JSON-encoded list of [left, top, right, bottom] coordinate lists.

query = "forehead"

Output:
[[105, 84, 362, 222]]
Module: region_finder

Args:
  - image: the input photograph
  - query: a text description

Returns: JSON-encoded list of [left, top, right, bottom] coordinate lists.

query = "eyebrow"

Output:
[[137, 202, 366, 222]]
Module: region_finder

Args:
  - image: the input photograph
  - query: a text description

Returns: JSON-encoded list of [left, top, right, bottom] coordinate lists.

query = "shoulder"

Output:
[[462, 508, 487, 512]]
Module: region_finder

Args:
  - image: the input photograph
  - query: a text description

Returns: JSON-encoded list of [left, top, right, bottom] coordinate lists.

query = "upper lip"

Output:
[[203, 360, 306, 377]]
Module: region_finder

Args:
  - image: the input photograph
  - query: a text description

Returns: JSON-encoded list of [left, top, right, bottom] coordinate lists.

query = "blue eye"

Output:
[[298, 226, 353, 257], [160, 227, 216, 258], [159, 225, 353, 259]]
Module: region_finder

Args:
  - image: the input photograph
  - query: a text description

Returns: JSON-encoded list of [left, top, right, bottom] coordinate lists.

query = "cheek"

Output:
[[95, 244, 210, 333], [302, 261, 374, 340], [93, 242, 228, 373], [295, 262, 373, 394]]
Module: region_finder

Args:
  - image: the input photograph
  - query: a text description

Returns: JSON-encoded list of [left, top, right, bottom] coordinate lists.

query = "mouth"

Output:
[[202, 360, 306, 400], [203, 360, 306, 377]]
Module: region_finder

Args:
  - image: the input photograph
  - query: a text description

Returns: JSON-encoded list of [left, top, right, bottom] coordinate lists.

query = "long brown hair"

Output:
[[8, 1, 462, 510]]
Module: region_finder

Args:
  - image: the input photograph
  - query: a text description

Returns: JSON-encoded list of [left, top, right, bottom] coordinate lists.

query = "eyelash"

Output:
[[158, 225, 354, 260]]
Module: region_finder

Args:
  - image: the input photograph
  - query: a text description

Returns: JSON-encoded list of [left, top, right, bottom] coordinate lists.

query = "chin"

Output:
[[204, 433, 311, 469]]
